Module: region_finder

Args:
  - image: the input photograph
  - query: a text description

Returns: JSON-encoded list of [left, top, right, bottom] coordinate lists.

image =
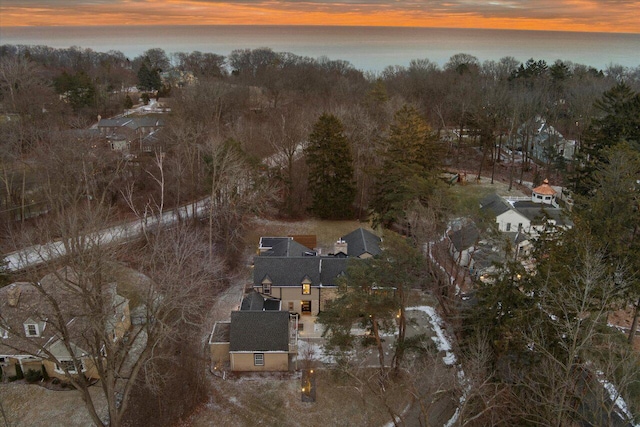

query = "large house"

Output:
[[0, 269, 131, 381], [253, 228, 381, 334], [97, 116, 165, 153], [510, 116, 576, 163], [209, 227, 382, 372]]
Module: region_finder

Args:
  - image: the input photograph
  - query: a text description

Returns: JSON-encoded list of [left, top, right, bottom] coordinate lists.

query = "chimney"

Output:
[[7, 284, 21, 307], [334, 239, 348, 255]]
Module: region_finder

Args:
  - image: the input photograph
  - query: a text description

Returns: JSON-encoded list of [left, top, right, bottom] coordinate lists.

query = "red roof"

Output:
[[533, 179, 557, 196]]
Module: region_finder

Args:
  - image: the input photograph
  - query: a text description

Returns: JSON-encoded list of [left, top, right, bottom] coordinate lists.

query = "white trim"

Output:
[[254, 353, 264, 366], [54, 359, 85, 375], [24, 323, 39, 337]]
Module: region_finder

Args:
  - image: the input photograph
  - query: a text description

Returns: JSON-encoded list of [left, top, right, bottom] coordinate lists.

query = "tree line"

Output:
[[1, 43, 640, 425]]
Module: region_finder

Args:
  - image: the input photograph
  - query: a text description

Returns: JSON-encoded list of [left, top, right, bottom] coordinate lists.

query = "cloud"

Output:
[[1, 0, 638, 33]]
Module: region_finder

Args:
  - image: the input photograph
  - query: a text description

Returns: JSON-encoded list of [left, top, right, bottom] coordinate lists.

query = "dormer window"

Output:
[[261, 276, 272, 295], [24, 323, 39, 337], [301, 276, 312, 295]]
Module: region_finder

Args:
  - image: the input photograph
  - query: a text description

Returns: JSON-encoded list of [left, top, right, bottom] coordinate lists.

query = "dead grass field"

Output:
[[0, 382, 107, 427], [190, 369, 410, 427]]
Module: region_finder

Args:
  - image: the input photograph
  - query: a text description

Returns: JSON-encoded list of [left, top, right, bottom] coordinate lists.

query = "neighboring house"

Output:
[[97, 117, 165, 153], [480, 180, 571, 236], [209, 291, 297, 372], [448, 222, 480, 268], [480, 193, 530, 233], [160, 70, 196, 88], [511, 116, 576, 163], [0, 270, 131, 381]]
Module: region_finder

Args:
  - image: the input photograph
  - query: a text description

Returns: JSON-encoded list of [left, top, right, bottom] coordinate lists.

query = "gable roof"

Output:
[[341, 228, 382, 257], [229, 311, 289, 352], [480, 193, 512, 217], [253, 256, 347, 287], [240, 291, 281, 311], [512, 201, 571, 226], [265, 239, 314, 257], [0, 267, 131, 358], [449, 224, 480, 252]]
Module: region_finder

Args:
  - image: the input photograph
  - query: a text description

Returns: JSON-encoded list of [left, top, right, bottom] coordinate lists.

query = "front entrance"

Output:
[[301, 300, 311, 315]]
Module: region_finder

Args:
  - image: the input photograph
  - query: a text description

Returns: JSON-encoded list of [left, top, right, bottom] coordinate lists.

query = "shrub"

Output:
[[15, 364, 24, 380], [52, 378, 60, 385], [25, 368, 43, 383], [42, 366, 49, 381]]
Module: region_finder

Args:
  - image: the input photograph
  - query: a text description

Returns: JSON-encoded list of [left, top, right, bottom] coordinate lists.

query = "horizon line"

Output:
[[2, 24, 639, 36]]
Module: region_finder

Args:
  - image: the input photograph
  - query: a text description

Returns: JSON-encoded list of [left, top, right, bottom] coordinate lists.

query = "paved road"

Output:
[[3, 198, 210, 272]]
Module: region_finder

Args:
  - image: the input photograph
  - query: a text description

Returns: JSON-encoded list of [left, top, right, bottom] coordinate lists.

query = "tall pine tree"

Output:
[[371, 105, 444, 228], [305, 113, 356, 219]]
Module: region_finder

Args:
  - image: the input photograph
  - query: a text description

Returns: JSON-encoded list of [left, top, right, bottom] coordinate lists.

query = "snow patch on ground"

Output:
[[408, 305, 467, 427], [597, 371, 639, 426], [297, 339, 335, 364], [409, 306, 457, 366]]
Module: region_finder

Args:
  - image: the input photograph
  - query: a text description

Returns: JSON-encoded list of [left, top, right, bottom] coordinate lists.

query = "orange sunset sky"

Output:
[[0, 0, 639, 34]]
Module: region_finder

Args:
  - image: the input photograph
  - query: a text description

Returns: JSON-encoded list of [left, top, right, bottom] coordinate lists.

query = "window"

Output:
[[263, 283, 271, 295], [254, 353, 264, 366], [302, 283, 311, 295], [505, 223, 511, 232], [288, 302, 294, 311], [518, 223, 523, 231], [0, 328, 7, 339], [24, 323, 39, 337], [301, 301, 312, 314], [56, 359, 84, 374]]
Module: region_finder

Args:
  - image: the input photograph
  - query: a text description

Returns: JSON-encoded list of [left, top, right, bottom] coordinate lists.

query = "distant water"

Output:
[[1, 25, 638, 72]]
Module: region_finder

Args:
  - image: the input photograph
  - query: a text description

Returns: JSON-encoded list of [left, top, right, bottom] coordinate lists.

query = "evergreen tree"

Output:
[[572, 83, 640, 195], [305, 113, 356, 219], [137, 58, 162, 92], [371, 105, 444, 228], [53, 70, 96, 111]]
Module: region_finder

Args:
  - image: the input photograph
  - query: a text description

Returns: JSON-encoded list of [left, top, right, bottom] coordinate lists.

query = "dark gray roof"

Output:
[[229, 311, 289, 352], [341, 228, 382, 257], [98, 117, 164, 130], [472, 248, 504, 270], [449, 224, 479, 251], [264, 239, 314, 257], [259, 237, 289, 251], [253, 256, 347, 287], [241, 291, 266, 311], [512, 201, 571, 226], [240, 291, 281, 311], [480, 193, 512, 216]]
